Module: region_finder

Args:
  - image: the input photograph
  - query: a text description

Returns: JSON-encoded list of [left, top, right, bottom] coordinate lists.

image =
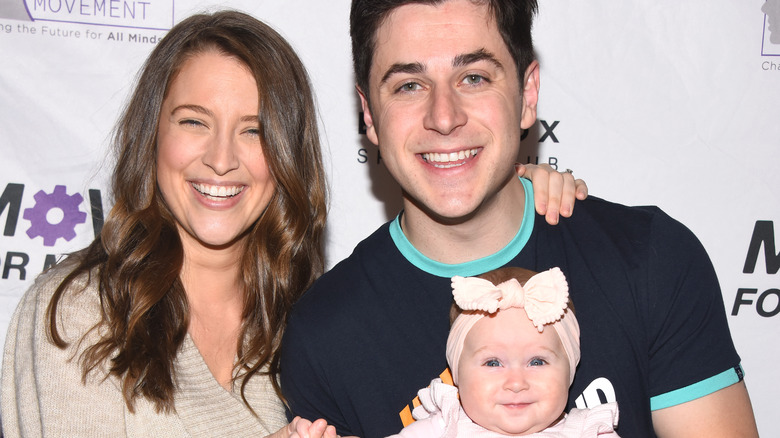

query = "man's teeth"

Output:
[[422, 148, 479, 168], [192, 183, 243, 199]]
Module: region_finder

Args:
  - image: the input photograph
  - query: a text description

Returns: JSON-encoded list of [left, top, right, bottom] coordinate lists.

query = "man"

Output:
[[280, 1, 758, 437]]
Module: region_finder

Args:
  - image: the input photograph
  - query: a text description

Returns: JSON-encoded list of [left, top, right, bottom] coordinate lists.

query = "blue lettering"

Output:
[[30, 0, 151, 19], [94, 0, 105, 16]]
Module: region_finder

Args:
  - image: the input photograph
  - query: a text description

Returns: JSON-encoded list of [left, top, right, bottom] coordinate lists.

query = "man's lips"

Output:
[[421, 147, 480, 168]]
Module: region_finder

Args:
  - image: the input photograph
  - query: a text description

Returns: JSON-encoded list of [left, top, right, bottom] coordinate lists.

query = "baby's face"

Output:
[[457, 307, 570, 435]]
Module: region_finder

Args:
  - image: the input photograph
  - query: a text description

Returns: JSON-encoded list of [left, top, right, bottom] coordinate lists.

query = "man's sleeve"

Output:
[[643, 210, 742, 410]]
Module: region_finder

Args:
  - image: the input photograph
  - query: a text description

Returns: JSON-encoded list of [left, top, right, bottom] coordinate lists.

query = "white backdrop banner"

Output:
[[1, 0, 778, 435]]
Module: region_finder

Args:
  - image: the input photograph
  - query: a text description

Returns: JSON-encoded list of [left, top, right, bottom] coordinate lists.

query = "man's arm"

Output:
[[651, 381, 758, 437], [279, 309, 355, 436]]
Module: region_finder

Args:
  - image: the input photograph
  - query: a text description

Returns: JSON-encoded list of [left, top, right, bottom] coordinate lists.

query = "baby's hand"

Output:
[[287, 416, 339, 438]]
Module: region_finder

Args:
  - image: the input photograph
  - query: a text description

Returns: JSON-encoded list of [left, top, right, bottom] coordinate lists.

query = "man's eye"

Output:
[[463, 74, 485, 85], [397, 82, 421, 93]]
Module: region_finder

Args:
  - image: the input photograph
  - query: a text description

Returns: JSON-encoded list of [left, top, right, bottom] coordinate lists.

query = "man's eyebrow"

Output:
[[379, 62, 425, 85], [453, 48, 504, 71], [378, 49, 502, 86]]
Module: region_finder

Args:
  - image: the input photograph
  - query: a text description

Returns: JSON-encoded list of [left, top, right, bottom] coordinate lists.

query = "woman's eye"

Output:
[[180, 119, 203, 127]]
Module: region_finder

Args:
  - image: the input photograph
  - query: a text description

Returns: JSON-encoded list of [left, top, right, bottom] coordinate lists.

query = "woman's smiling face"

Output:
[[156, 50, 275, 250]]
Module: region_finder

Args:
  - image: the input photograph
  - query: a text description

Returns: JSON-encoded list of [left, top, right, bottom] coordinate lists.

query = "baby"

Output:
[[389, 267, 619, 437]]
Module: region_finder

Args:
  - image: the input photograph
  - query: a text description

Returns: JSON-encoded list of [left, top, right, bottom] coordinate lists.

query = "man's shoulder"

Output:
[[311, 221, 394, 287], [289, 221, 397, 320], [563, 195, 692, 244], [539, 195, 704, 272], [571, 195, 664, 227]]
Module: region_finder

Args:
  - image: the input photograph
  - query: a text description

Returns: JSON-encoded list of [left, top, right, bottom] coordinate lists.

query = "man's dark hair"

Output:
[[350, 0, 539, 103]]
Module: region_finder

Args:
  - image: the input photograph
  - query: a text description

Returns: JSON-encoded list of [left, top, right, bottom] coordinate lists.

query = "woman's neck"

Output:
[[179, 231, 246, 390]]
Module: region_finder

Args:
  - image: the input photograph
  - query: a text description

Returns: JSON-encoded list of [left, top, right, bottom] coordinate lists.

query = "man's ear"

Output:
[[357, 86, 379, 145], [520, 60, 540, 130]]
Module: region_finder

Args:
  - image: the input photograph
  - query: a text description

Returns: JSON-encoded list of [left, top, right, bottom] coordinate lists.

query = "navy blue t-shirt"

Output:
[[280, 180, 741, 438]]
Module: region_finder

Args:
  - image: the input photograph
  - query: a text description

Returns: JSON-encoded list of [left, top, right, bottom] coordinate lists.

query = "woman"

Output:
[[2, 10, 329, 437], [1, 9, 583, 437]]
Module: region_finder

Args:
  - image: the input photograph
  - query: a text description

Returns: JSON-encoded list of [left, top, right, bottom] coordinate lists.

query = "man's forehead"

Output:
[[375, 0, 493, 40], [369, 0, 507, 72]]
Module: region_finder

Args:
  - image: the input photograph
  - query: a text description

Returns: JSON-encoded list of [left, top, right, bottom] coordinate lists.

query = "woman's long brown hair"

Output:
[[46, 10, 327, 414]]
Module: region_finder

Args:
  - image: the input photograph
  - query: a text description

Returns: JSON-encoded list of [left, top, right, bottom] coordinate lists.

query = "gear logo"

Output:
[[23, 185, 87, 247]]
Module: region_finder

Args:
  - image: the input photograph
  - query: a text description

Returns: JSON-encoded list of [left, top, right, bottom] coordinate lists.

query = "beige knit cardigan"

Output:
[[1, 261, 287, 437]]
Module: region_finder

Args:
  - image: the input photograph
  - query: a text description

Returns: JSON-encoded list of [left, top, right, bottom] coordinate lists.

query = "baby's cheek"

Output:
[[458, 383, 488, 424]]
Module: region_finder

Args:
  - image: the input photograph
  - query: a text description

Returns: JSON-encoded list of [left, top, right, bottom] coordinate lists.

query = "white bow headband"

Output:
[[445, 267, 580, 385]]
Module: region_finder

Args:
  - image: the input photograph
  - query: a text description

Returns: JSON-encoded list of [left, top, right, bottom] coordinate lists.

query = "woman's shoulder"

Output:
[[13, 256, 102, 343]]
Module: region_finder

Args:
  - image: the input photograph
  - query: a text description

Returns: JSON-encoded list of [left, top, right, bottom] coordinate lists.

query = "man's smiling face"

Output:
[[359, 0, 538, 224]]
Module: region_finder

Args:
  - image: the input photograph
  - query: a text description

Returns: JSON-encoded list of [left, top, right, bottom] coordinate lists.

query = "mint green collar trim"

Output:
[[389, 177, 534, 278]]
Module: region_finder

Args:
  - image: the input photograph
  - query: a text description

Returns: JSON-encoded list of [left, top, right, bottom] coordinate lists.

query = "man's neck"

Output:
[[400, 177, 527, 264]]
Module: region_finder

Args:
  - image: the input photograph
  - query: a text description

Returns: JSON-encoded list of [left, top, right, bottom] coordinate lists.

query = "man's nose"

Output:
[[423, 85, 467, 135]]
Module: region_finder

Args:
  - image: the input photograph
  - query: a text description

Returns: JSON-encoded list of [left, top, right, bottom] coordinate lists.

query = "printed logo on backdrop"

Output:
[[732, 220, 780, 318], [0, 183, 104, 282], [0, 0, 173, 40], [357, 113, 567, 170], [0, 0, 172, 29], [761, 0, 780, 58]]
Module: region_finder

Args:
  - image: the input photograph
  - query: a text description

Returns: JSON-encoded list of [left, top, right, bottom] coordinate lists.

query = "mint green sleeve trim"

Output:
[[649, 365, 744, 410]]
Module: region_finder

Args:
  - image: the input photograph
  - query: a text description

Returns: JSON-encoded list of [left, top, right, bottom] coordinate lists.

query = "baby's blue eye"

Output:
[[529, 358, 546, 367], [484, 359, 502, 367]]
